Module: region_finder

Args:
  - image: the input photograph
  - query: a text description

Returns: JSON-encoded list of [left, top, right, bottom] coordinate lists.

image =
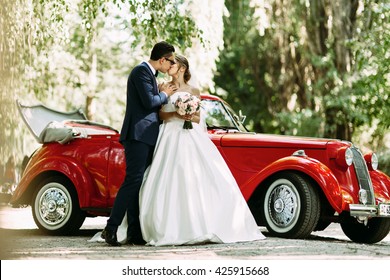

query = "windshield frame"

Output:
[[201, 98, 248, 132]]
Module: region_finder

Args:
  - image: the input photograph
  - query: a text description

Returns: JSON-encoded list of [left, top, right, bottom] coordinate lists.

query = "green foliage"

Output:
[[277, 109, 323, 137], [0, 0, 34, 165], [378, 150, 390, 177], [125, 0, 202, 49], [0, 0, 203, 165], [214, 0, 273, 133], [2, 0, 389, 169], [214, 0, 389, 153], [349, 1, 390, 144]]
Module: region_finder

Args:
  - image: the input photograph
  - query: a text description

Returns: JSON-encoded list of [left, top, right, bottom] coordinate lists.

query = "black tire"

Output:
[[261, 172, 320, 239], [32, 176, 86, 235], [340, 217, 390, 244]]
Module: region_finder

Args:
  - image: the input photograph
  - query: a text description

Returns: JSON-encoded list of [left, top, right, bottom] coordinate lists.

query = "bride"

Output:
[[90, 55, 265, 246]]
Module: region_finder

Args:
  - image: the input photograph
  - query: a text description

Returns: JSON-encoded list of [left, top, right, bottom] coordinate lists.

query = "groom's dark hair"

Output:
[[150, 41, 175, 60]]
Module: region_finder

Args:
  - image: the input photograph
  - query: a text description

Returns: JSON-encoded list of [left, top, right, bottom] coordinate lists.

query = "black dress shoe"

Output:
[[126, 237, 146, 245], [101, 227, 121, 246]]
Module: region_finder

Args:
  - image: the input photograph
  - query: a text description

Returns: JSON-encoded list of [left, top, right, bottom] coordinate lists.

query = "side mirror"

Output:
[[239, 110, 246, 124]]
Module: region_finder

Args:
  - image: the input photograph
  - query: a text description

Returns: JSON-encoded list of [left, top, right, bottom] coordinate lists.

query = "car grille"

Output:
[[351, 147, 375, 204]]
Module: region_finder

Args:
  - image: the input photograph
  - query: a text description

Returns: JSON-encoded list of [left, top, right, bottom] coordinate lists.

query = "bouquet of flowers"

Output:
[[174, 92, 201, 129]]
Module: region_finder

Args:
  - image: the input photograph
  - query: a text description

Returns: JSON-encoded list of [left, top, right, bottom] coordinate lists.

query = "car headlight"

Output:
[[336, 147, 354, 169], [345, 148, 354, 166], [364, 152, 378, 171]]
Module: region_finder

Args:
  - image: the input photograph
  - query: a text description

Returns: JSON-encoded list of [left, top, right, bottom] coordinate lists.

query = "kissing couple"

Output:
[[90, 41, 265, 246]]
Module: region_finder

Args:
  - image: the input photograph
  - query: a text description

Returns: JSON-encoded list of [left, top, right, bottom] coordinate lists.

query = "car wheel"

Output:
[[340, 217, 390, 244], [262, 172, 320, 238], [32, 176, 86, 235]]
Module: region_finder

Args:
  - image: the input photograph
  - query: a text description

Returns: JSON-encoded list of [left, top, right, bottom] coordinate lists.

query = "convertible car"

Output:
[[11, 94, 390, 243]]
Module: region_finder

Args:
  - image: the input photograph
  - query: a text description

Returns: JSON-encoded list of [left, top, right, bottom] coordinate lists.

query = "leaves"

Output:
[[215, 0, 389, 150], [0, 0, 203, 166], [1, 0, 388, 170]]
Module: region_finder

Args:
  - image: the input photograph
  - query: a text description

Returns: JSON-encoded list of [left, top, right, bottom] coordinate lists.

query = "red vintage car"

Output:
[[11, 94, 390, 243]]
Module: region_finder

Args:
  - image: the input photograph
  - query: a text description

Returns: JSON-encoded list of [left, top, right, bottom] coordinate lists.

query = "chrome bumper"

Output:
[[349, 204, 390, 217]]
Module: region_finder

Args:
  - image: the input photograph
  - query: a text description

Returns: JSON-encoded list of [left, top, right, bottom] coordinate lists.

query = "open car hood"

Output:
[[17, 100, 117, 144]]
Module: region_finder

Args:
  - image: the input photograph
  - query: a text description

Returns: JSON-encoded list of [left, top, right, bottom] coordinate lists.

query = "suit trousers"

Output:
[[106, 139, 154, 239]]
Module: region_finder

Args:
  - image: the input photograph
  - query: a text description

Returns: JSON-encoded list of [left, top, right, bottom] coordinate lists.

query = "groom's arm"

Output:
[[131, 66, 168, 109]]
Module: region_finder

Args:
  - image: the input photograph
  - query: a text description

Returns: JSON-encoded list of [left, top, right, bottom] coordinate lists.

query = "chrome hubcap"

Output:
[[38, 187, 69, 225], [274, 198, 285, 213], [268, 184, 298, 227]]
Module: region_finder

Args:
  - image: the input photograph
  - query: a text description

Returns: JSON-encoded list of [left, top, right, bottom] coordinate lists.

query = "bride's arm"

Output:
[[190, 111, 200, 124], [160, 110, 199, 123], [190, 88, 201, 124], [159, 110, 178, 121]]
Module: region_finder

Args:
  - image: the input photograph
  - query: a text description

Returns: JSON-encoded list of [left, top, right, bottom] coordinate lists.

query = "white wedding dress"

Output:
[[89, 92, 265, 245], [138, 92, 264, 246]]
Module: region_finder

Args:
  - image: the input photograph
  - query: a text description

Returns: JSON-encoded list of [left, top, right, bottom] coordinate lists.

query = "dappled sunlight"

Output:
[[1, 204, 389, 260], [0, 205, 37, 230]]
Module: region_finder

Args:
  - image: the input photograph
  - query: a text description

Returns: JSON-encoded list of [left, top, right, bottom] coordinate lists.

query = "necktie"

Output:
[[155, 71, 158, 77]]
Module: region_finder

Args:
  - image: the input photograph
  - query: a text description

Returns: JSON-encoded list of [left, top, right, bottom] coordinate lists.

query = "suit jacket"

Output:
[[120, 62, 168, 145]]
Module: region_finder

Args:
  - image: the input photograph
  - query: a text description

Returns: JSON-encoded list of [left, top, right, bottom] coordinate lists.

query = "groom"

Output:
[[102, 41, 177, 246]]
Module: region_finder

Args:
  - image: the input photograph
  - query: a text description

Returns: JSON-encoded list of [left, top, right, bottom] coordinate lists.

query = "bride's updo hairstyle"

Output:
[[175, 55, 191, 84]]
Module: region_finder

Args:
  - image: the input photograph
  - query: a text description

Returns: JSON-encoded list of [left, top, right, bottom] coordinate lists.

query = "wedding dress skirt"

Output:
[[138, 92, 265, 246]]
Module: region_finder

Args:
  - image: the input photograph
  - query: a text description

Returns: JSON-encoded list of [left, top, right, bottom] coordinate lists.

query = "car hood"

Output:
[[17, 100, 117, 143], [218, 131, 334, 148]]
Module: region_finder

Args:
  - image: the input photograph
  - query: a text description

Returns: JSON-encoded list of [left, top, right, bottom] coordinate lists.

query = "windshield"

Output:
[[201, 99, 247, 132]]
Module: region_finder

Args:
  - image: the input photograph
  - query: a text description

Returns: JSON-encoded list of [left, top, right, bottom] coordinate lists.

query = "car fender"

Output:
[[369, 170, 390, 202], [10, 156, 94, 208], [241, 155, 344, 213]]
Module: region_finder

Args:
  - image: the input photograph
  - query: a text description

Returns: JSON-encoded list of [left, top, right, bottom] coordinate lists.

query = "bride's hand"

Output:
[[183, 114, 194, 121], [160, 83, 177, 96]]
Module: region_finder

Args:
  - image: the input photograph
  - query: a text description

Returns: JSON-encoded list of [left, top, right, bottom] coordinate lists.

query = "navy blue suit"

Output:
[[107, 62, 168, 240]]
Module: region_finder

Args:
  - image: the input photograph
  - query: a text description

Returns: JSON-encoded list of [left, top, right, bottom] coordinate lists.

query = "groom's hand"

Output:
[[160, 83, 177, 96]]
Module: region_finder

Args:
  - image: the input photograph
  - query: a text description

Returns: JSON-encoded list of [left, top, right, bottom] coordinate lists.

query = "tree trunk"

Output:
[[86, 52, 97, 120], [323, 0, 358, 141]]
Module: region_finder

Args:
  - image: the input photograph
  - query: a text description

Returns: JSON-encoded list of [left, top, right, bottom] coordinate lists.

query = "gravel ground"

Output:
[[1, 204, 389, 260], [2, 204, 390, 280]]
